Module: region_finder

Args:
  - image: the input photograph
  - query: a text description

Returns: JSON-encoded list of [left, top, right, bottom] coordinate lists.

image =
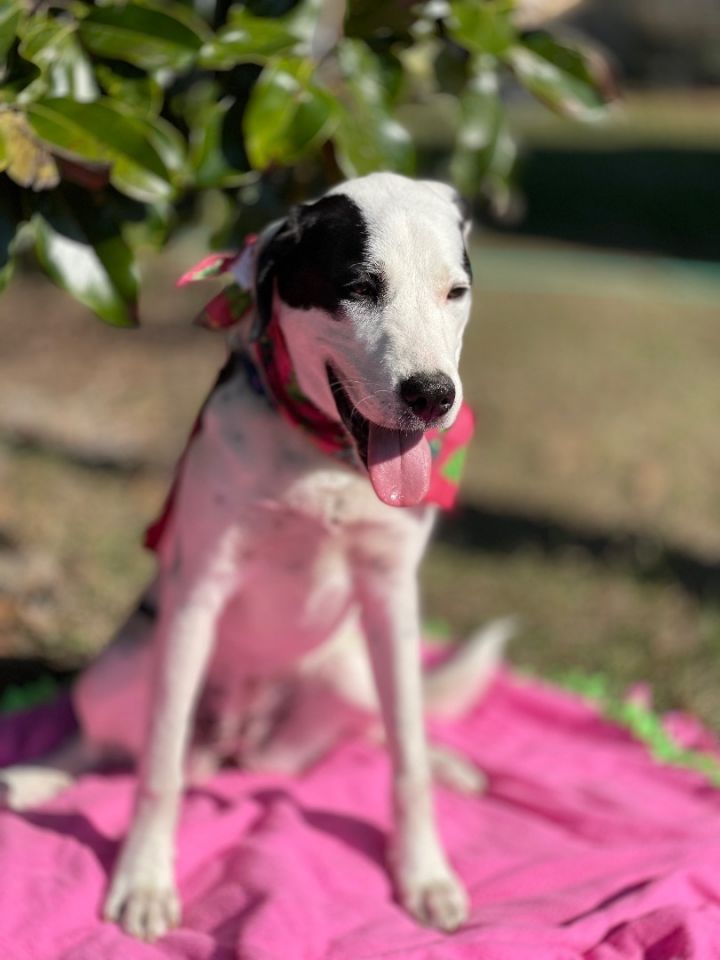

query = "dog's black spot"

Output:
[[137, 596, 157, 620], [211, 351, 251, 404], [256, 194, 375, 330], [462, 245, 473, 283], [454, 193, 472, 225], [215, 351, 245, 388], [450, 190, 473, 283]]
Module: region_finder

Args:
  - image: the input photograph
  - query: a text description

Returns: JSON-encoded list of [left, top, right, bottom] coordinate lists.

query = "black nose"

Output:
[[399, 372, 456, 423]]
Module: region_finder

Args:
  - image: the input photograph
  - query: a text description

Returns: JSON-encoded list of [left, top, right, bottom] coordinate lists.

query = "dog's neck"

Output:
[[250, 295, 354, 461]]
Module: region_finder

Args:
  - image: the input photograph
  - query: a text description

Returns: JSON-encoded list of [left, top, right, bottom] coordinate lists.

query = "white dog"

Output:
[[0, 173, 512, 940]]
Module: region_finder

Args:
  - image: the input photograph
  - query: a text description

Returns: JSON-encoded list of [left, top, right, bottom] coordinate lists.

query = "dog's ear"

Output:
[[253, 214, 298, 339], [253, 194, 369, 336], [456, 195, 473, 244], [420, 180, 473, 284]]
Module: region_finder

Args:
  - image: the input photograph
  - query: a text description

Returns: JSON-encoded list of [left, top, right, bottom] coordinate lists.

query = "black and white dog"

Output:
[[0, 173, 512, 939]]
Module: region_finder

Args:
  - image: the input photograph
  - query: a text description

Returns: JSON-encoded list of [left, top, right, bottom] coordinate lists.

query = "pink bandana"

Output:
[[145, 241, 475, 553]]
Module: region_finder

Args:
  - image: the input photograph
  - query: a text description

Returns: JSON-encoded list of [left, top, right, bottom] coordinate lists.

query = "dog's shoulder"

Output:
[[180, 355, 349, 505]]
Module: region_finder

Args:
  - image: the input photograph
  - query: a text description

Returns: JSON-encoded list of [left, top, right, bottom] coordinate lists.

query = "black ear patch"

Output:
[[462, 245, 473, 283], [451, 190, 473, 283], [254, 194, 371, 333]]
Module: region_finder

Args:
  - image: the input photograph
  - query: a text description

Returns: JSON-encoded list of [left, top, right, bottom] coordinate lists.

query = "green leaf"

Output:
[[18, 17, 75, 67], [285, 0, 323, 51], [78, 1, 208, 71], [0, 47, 42, 103], [136, 200, 175, 250], [33, 189, 139, 327], [0, 0, 21, 67], [522, 31, 600, 91], [448, 0, 515, 57], [200, 0, 323, 68], [25, 97, 174, 202], [190, 97, 253, 188], [450, 57, 503, 196], [243, 57, 338, 169], [375, 50, 405, 105], [19, 16, 98, 101], [95, 64, 162, 117], [200, 8, 298, 68], [434, 42, 470, 97], [334, 40, 414, 177], [0, 117, 6, 172], [131, 111, 188, 180], [101, 189, 172, 251], [504, 41, 606, 120], [0, 184, 19, 293], [345, 0, 415, 43]]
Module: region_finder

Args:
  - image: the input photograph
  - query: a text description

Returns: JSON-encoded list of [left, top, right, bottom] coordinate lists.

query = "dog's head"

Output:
[[255, 172, 473, 507]]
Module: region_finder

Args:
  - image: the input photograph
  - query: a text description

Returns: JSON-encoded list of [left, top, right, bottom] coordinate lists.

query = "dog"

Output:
[[0, 173, 512, 940]]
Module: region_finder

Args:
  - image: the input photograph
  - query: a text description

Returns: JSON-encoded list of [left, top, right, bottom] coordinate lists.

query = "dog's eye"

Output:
[[346, 278, 379, 301], [447, 285, 469, 301]]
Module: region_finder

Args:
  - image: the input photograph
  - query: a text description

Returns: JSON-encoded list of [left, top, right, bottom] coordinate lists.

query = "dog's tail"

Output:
[[423, 616, 517, 719]]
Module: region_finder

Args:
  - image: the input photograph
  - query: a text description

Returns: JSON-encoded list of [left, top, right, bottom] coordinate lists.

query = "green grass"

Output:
[[553, 669, 720, 787], [1, 233, 719, 732]]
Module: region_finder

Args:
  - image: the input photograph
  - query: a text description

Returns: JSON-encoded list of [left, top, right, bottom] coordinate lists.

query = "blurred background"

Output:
[[1, 0, 719, 725]]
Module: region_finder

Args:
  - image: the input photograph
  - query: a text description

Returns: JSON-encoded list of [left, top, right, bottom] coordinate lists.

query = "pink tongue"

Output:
[[368, 425, 431, 507]]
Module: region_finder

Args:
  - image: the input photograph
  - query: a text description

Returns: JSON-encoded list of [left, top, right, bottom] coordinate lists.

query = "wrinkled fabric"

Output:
[[2, 671, 720, 960]]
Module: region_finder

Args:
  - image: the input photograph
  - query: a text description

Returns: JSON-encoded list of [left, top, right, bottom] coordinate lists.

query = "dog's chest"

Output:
[[189, 381, 423, 673]]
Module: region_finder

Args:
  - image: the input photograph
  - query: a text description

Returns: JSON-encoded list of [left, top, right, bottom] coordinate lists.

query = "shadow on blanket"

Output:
[[1, 671, 720, 959]]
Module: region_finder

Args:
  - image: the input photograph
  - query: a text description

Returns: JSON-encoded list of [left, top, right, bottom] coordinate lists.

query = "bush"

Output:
[[0, 0, 609, 325]]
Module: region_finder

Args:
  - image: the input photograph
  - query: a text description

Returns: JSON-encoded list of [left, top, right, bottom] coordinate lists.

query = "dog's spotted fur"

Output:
[[0, 173, 509, 941]]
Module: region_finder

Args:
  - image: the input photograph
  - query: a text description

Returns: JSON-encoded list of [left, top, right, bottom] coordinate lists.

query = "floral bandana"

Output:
[[145, 238, 475, 552]]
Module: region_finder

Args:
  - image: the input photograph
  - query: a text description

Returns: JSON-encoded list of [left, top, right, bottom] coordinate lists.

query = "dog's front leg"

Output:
[[104, 528, 239, 941], [356, 558, 469, 932]]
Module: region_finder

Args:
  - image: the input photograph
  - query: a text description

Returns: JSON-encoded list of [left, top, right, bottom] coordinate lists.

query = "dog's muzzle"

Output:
[[326, 365, 432, 508]]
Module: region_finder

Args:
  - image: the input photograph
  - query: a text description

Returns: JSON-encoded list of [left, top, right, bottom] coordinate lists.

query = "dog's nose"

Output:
[[400, 373, 456, 423]]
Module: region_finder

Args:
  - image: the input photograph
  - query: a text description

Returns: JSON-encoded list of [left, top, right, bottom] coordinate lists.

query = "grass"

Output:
[[1, 231, 719, 732], [462, 238, 720, 555], [551, 669, 720, 787]]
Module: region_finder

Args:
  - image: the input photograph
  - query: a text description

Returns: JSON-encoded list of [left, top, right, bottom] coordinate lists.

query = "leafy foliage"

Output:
[[0, 0, 611, 324]]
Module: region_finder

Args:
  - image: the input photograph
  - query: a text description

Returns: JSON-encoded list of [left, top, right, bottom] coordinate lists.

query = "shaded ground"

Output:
[[1, 233, 719, 725]]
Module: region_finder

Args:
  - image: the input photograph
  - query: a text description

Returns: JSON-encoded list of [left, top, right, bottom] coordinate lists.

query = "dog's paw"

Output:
[[399, 867, 469, 932], [0, 766, 74, 810], [104, 850, 180, 941]]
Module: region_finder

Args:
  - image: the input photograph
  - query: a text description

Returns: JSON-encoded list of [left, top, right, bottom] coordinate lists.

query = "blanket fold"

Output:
[[1, 671, 719, 960]]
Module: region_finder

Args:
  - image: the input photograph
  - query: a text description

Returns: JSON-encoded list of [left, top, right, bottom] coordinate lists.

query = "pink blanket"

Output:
[[2, 672, 720, 960]]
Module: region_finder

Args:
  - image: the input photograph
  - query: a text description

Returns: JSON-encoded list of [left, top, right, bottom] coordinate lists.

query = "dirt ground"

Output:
[[1, 232, 719, 725]]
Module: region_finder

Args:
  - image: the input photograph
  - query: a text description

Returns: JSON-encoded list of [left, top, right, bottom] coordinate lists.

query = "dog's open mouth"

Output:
[[327, 365, 431, 508]]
